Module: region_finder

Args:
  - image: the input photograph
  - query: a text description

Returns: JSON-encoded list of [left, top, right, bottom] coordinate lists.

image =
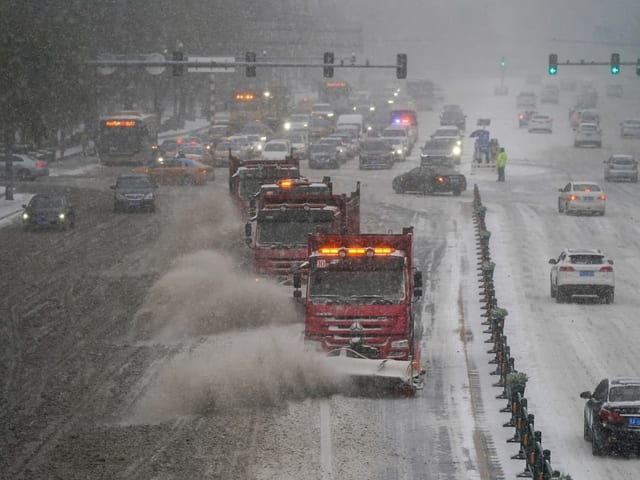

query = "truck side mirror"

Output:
[[413, 271, 423, 297]]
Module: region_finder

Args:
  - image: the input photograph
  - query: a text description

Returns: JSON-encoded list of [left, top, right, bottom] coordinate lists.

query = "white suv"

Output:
[[549, 248, 615, 304]]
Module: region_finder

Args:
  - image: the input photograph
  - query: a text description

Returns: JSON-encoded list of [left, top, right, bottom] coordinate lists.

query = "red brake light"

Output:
[[437, 176, 445, 183], [600, 408, 624, 424], [559, 266, 575, 272], [584, 187, 592, 193], [36, 161, 46, 168], [569, 194, 577, 201], [519, 114, 524, 120], [598, 194, 606, 200], [599, 265, 613, 272]]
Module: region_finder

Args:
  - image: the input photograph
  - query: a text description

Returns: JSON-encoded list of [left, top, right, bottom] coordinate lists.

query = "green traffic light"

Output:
[[611, 66, 620, 75], [548, 66, 557, 75], [500, 59, 505, 68]]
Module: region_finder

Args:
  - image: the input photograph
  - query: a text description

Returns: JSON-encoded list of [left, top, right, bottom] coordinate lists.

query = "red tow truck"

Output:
[[228, 154, 300, 218], [244, 178, 360, 279], [293, 227, 424, 393]]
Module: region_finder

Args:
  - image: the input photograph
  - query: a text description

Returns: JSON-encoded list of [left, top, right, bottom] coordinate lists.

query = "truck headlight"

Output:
[[284, 122, 291, 131], [58, 213, 65, 220], [22, 212, 29, 220], [396, 149, 403, 155], [452, 145, 462, 156], [391, 339, 409, 348]]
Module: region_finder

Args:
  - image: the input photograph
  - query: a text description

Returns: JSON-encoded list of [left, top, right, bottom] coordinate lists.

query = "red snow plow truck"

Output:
[[228, 155, 300, 218], [245, 177, 360, 280], [293, 227, 424, 393]]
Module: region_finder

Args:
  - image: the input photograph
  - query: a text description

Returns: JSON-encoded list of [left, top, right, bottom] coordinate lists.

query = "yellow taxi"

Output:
[[133, 156, 214, 185]]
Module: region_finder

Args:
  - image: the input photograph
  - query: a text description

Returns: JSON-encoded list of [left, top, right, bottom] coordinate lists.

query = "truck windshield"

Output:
[[257, 219, 333, 245], [308, 259, 406, 302]]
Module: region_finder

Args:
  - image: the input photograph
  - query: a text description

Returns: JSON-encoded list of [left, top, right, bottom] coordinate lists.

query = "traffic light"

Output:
[[172, 50, 184, 76], [396, 53, 407, 79], [246, 51, 256, 77], [323, 52, 334, 78], [610, 53, 620, 74], [636, 58, 640, 76], [548, 54, 558, 75], [500, 57, 506, 68]]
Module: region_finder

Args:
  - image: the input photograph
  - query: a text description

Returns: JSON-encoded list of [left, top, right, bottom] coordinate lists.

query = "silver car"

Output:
[[604, 155, 638, 183], [0, 154, 50, 181], [574, 123, 602, 148], [620, 119, 640, 138]]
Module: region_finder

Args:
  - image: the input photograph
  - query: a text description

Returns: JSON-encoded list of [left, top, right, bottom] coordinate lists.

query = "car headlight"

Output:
[[256, 145, 262, 150], [260, 136, 267, 142], [58, 213, 65, 220], [456, 140, 462, 146], [396, 149, 403, 155], [144, 193, 154, 200], [284, 122, 291, 130], [452, 145, 462, 156], [116, 193, 127, 200], [22, 212, 29, 220]]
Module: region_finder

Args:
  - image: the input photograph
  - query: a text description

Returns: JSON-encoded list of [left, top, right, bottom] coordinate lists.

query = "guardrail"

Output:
[[472, 184, 573, 480]]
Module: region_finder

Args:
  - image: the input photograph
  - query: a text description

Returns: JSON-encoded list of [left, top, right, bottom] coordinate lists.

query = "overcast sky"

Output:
[[335, 0, 640, 83]]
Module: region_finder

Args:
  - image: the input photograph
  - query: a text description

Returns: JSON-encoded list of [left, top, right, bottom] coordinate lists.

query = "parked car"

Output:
[[558, 181, 606, 215], [604, 155, 638, 183], [581, 377, 640, 455], [22, 193, 75, 230], [549, 248, 614, 303], [0, 154, 50, 181], [111, 173, 157, 213], [527, 114, 553, 133], [620, 119, 640, 138], [574, 123, 602, 148]]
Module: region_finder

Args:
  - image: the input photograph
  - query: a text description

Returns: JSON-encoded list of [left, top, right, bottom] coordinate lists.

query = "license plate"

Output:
[[449, 177, 459, 183], [129, 201, 142, 206], [629, 417, 640, 426], [37, 219, 49, 225], [579, 271, 594, 277], [583, 197, 593, 201]]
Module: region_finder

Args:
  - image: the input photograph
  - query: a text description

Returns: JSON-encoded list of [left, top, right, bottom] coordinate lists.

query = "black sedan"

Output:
[[581, 377, 640, 456], [392, 166, 466, 196], [22, 193, 76, 230]]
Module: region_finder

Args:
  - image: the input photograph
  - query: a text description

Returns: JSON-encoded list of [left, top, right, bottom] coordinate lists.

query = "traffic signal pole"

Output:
[[547, 53, 638, 75]]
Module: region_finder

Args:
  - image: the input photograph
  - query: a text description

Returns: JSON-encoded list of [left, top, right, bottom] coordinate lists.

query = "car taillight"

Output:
[[519, 114, 524, 120], [569, 194, 577, 201], [598, 194, 606, 200], [437, 176, 445, 183], [599, 407, 624, 424], [599, 266, 613, 272], [36, 162, 46, 168], [559, 266, 574, 272]]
